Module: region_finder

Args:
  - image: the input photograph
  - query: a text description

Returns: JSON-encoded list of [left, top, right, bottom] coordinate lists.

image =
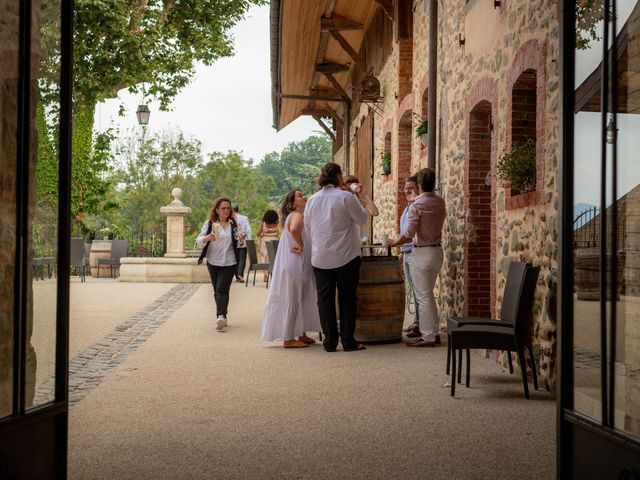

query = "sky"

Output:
[[94, 4, 318, 164]]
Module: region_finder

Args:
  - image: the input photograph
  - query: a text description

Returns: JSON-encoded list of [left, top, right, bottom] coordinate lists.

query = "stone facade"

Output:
[[347, 0, 560, 391]]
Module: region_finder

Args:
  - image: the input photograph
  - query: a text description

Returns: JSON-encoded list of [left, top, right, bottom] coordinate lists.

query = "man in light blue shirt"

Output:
[[399, 175, 420, 337]]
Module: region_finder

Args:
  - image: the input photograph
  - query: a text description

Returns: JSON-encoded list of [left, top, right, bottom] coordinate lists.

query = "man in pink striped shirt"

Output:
[[389, 168, 446, 347]]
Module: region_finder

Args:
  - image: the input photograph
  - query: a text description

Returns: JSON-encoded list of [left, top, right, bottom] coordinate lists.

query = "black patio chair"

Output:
[[265, 240, 279, 289], [446, 261, 531, 378], [245, 239, 270, 287], [449, 263, 540, 399], [97, 239, 128, 278], [70, 238, 87, 282]]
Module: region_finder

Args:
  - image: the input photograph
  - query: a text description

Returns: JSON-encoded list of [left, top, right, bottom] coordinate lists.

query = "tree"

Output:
[[40, 0, 267, 111], [258, 133, 333, 200], [35, 0, 266, 237], [113, 127, 205, 251], [186, 151, 275, 238]]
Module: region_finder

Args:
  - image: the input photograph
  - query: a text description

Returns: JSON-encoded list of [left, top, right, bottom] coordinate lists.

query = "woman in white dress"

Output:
[[261, 189, 321, 348]]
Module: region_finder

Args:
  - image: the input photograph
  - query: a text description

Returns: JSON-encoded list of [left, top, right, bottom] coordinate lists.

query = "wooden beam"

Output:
[[322, 103, 343, 126], [316, 61, 350, 74], [322, 72, 350, 101], [374, 0, 394, 21], [321, 14, 363, 32], [280, 92, 343, 102], [301, 106, 333, 117], [330, 30, 367, 72], [310, 88, 344, 99], [312, 115, 337, 142]]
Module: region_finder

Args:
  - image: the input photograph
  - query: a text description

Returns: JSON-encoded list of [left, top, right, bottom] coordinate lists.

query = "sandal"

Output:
[[298, 334, 316, 345], [284, 340, 309, 348]]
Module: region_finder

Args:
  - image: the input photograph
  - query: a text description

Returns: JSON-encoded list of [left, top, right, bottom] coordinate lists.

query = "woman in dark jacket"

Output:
[[197, 197, 239, 331]]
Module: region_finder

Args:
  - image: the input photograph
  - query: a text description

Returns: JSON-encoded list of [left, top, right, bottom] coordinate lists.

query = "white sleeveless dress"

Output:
[[261, 215, 321, 341]]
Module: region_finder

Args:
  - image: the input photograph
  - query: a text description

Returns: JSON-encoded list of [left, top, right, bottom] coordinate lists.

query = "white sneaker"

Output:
[[216, 316, 226, 331]]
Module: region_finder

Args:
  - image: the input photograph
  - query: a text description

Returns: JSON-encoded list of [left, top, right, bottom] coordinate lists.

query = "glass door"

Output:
[[0, 0, 72, 478], [560, 0, 640, 477]]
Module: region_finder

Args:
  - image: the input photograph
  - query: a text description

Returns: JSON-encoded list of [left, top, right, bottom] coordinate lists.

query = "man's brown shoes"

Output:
[[405, 338, 437, 347], [405, 335, 441, 347]]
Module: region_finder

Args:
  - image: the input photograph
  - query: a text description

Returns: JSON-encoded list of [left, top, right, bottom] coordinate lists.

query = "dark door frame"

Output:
[[558, 1, 640, 478], [0, 0, 73, 478]]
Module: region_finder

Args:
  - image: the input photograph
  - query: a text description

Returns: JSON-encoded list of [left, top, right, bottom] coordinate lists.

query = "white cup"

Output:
[[380, 233, 389, 247]]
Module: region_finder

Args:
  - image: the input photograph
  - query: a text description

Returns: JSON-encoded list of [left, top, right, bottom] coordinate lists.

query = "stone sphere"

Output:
[[171, 188, 182, 201]]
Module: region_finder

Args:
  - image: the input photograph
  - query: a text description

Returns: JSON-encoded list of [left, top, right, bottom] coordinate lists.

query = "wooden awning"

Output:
[[270, 0, 380, 131]]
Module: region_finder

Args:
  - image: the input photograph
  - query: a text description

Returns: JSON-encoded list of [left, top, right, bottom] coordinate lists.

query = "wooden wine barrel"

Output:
[[90, 240, 112, 277], [355, 255, 405, 344]]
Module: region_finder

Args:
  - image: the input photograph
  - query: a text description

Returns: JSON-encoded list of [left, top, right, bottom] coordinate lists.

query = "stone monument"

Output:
[[119, 188, 209, 283], [160, 187, 192, 258]]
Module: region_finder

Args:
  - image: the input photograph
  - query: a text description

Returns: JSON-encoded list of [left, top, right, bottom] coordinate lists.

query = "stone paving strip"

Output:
[[34, 284, 200, 407]]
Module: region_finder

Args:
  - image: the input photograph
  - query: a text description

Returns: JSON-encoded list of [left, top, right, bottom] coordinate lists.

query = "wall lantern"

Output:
[[136, 104, 151, 126]]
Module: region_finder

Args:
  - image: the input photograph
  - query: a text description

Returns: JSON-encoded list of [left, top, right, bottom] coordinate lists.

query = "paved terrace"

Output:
[[33, 277, 555, 479]]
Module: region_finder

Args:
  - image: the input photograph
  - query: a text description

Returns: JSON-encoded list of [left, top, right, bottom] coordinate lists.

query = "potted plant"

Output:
[[381, 152, 391, 175], [496, 138, 537, 193], [416, 120, 428, 147]]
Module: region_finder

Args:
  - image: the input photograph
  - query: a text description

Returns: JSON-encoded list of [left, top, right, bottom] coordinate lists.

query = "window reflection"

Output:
[[29, 0, 62, 409], [573, 0, 640, 438], [573, 0, 605, 424]]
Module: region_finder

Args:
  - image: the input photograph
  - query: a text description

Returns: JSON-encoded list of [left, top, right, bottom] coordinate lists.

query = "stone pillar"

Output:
[[160, 188, 192, 258]]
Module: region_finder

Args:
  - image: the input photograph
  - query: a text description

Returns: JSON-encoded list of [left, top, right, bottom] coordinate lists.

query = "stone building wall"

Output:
[[346, 0, 561, 391], [435, 0, 560, 391]]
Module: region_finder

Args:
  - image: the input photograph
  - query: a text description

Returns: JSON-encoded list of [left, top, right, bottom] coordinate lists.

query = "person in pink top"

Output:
[[388, 168, 446, 347]]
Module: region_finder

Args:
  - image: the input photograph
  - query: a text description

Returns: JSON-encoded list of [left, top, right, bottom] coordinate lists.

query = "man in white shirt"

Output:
[[304, 162, 369, 352], [231, 204, 251, 282]]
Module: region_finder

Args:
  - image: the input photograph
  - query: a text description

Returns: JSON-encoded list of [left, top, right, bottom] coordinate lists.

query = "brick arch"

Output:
[[506, 39, 546, 208], [464, 78, 498, 317]]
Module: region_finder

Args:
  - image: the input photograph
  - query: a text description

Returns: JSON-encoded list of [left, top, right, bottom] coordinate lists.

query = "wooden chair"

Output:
[[245, 240, 269, 287], [449, 263, 540, 399]]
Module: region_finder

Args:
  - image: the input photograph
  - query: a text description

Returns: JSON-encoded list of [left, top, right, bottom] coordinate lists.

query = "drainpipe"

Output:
[[344, 101, 351, 172], [427, 0, 437, 170]]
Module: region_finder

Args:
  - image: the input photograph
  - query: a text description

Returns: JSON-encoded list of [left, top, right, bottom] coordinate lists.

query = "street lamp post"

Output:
[[136, 104, 150, 126]]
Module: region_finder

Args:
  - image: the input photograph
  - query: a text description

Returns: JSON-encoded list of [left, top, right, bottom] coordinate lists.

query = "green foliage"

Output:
[[35, 100, 117, 238], [381, 152, 391, 168], [187, 151, 274, 236], [497, 139, 537, 193], [415, 120, 428, 138], [112, 128, 205, 245], [257, 133, 332, 201], [71, 104, 118, 234], [39, 0, 267, 111], [111, 129, 275, 250], [576, 1, 603, 50]]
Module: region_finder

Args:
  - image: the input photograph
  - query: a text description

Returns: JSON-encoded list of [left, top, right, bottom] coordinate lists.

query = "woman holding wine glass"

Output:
[[197, 197, 239, 332]]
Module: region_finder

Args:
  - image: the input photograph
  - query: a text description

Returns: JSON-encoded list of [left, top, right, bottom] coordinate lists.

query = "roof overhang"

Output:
[[270, 0, 379, 131]]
